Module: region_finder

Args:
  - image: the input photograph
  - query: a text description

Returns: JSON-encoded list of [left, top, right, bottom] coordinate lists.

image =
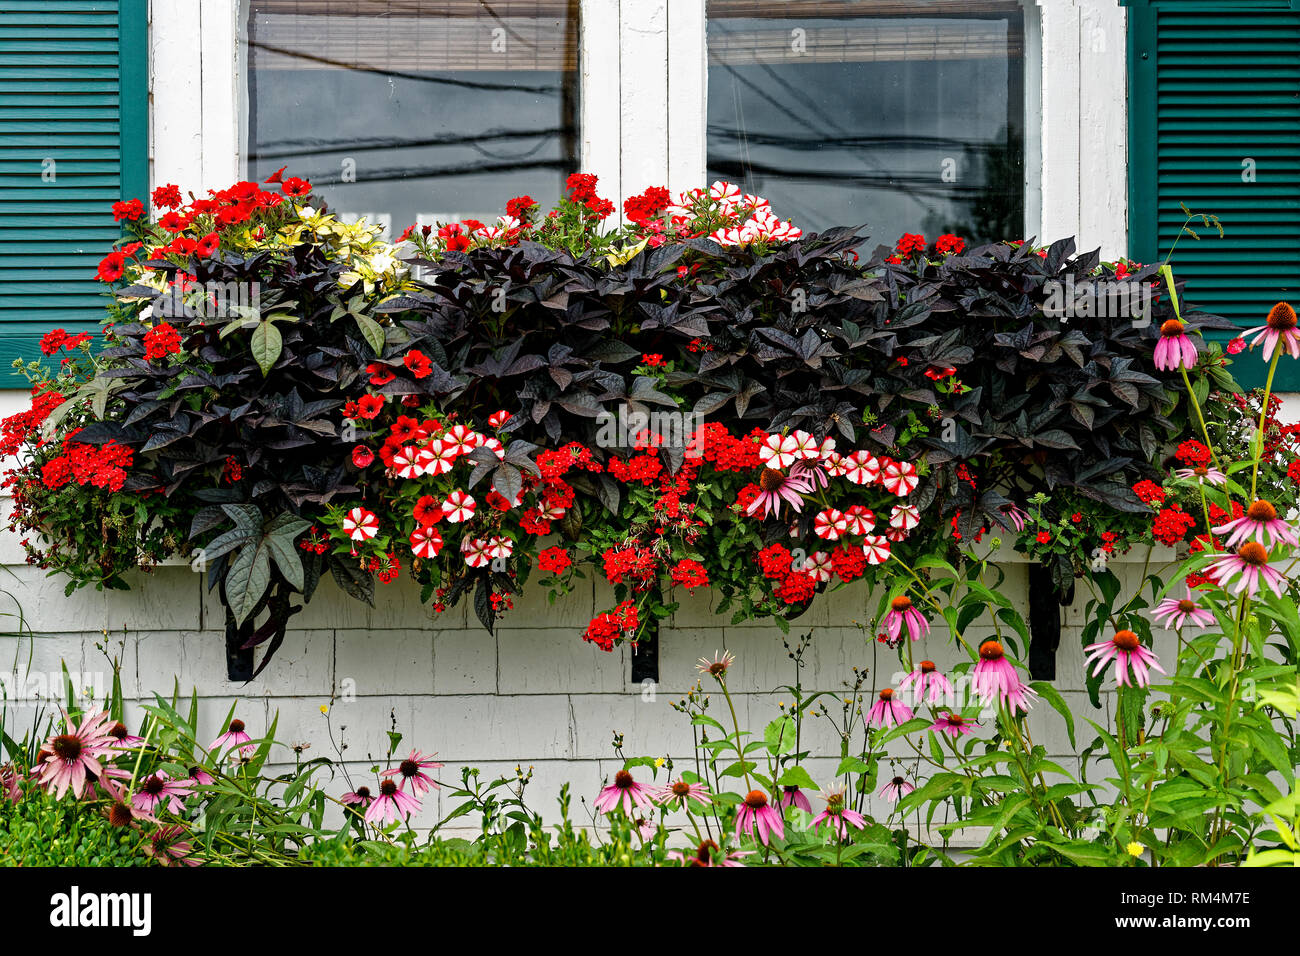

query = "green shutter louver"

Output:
[[1127, 0, 1300, 387], [0, 0, 147, 375]]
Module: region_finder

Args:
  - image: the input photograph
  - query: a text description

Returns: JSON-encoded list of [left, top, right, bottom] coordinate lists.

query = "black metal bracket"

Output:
[[630, 622, 659, 685]]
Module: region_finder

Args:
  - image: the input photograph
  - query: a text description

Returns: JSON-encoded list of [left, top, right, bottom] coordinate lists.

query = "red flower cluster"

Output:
[[1152, 505, 1196, 545], [112, 199, 145, 222], [152, 184, 183, 208], [1132, 479, 1167, 505], [39, 329, 92, 356], [505, 195, 536, 219], [1175, 440, 1213, 468], [566, 173, 614, 220], [602, 544, 659, 590], [934, 233, 965, 256], [143, 323, 182, 361], [0, 387, 66, 457], [670, 558, 708, 591], [583, 600, 638, 651], [41, 440, 133, 492], [623, 186, 671, 225], [537, 546, 572, 574], [896, 233, 926, 257]]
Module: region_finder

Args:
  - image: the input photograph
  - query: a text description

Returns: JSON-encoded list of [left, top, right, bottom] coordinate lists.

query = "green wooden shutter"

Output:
[[0, 0, 147, 376], [1127, 0, 1300, 388]]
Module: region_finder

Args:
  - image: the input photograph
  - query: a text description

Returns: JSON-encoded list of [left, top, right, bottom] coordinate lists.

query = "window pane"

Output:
[[707, 0, 1025, 245], [242, 0, 580, 235]]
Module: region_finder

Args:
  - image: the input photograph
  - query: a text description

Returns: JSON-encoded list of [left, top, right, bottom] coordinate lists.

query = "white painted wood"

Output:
[[1077, 0, 1127, 259], [580, 0, 622, 215], [199, 0, 241, 189], [1036, 0, 1081, 244], [666, 0, 707, 197], [149, 0, 205, 198], [1021, 0, 1043, 243], [618, 0, 669, 201]]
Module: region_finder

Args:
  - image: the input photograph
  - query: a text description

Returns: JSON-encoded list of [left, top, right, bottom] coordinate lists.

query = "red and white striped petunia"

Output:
[[822, 451, 848, 477], [759, 433, 801, 469], [841, 451, 881, 486], [889, 503, 920, 530], [537, 501, 567, 520], [441, 425, 479, 456], [488, 409, 511, 429], [812, 437, 837, 461], [419, 439, 458, 476], [461, 537, 491, 568], [481, 436, 505, 460], [409, 526, 443, 559], [861, 535, 892, 565], [841, 505, 876, 536], [803, 551, 833, 583], [486, 536, 514, 560], [881, 460, 919, 496], [342, 507, 379, 542], [441, 491, 476, 523], [790, 430, 820, 460], [813, 509, 847, 540], [391, 446, 423, 480]]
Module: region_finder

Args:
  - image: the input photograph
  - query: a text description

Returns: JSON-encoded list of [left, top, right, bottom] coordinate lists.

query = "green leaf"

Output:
[[777, 765, 819, 791], [353, 312, 387, 357], [251, 319, 282, 376], [226, 539, 272, 625], [1032, 680, 1077, 749], [764, 715, 796, 755]]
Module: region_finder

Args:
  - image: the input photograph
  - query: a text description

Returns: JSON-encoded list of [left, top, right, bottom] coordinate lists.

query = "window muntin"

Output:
[[706, 0, 1025, 245], [241, 0, 580, 235]]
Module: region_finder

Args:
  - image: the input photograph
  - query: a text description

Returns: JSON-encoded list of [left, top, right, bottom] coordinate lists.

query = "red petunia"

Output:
[[96, 251, 127, 283], [404, 350, 432, 379], [281, 177, 312, 197], [413, 495, 442, 527], [355, 394, 385, 419], [196, 232, 220, 258], [352, 445, 374, 468], [367, 363, 396, 386]]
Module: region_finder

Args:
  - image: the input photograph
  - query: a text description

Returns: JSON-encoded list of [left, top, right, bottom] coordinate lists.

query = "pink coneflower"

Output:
[[365, 778, 422, 826], [972, 640, 1036, 713], [146, 824, 199, 867], [381, 749, 443, 795], [930, 712, 978, 738], [1084, 629, 1166, 689], [789, 458, 828, 490], [1000, 503, 1029, 533], [881, 594, 929, 642], [132, 771, 195, 815], [1, 762, 20, 804], [188, 766, 215, 787], [666, 839, 750, 867], [697, 649, 735, 679], [632, 817, 658, 841], [878, 776, 916, 803], [341, 785, 375, 808], [105, 721, 144, 749], [1207, 542, 1287, 598], [99, 775, 156, 827], [1174, 465, 1226, 486], [653, 778, 712, 809], [898, 660, 954, 706], [746, 467, 813, 518], [735, 788, 785, 845], [209, 718, 253, 758], [811, 789, 866, 839], [780, 785, 813, 814], [866, 688, 914, 729], [594, 770, 655, 815], [35, 710, 116, 799], [1241, 302, 1300, 360], [1213, 499, 1299, 549], [1154, 318, 1198, 371], [1152, 586, 1216, 630]]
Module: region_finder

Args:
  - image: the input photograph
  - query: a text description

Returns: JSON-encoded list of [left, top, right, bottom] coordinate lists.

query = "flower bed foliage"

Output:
[[6, 172, 1296, 674]]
